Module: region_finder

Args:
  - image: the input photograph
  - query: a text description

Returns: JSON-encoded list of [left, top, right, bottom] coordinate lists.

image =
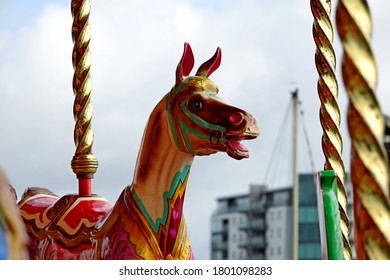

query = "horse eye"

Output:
[[191, 100, 203, 112]]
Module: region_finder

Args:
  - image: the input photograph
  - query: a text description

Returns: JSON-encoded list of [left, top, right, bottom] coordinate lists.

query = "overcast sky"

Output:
[[1, 1, 389, 260]]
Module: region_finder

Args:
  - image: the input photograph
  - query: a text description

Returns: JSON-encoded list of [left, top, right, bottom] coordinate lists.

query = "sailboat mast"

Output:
[[292, 89, 299, 260]]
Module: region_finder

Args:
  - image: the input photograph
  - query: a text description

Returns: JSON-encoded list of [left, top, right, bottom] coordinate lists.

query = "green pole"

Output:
[[317, 170, 344, 260]]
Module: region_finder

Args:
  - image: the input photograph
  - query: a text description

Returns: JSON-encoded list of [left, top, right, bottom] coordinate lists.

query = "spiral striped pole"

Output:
[[311, 0, 352, 259], [336, 0, 390, 259], [70, 0, 98, 196]]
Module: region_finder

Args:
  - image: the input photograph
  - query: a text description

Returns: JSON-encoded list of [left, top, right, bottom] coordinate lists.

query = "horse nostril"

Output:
[[229, 113, 243, 125]]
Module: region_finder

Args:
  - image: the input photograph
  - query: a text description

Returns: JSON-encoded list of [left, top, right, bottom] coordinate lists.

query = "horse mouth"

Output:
[[225, 130, 259, 160]]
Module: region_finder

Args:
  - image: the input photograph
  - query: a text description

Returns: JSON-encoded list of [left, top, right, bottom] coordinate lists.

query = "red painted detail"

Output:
[[100, 218, 139, 259], [79, 178, 92, 196], [20, 196, 58, 222], [61, 198, 112, 230], [229, 113, 243, 124], [227, 139, 248, 152], [45, 243, 94, 260], [164, 192, 185, 255], [205, 47, 221, 78], [21, 196, 58, 210], [182, 42, 195, 77]]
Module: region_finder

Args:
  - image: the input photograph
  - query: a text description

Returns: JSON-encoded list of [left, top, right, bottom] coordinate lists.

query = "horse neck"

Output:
[[130, 96, 194, 231]]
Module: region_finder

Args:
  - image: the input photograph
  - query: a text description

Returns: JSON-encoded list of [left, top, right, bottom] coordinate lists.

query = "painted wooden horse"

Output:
[[18, 43, 259, 260]]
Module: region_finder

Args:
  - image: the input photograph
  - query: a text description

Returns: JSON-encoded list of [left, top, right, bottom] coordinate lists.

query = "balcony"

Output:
[[238, 220, 249, 230], [211, 240, 228, 251], [238, 236, 265, 248], [251, 236, 265, 248], [238, 219, 265, 231], [251, 219, 265, 230], [251, 201, 265, 213], [215, 204, 250, 215], [211, 224, 229, 234], [247, 253, 265, 260]]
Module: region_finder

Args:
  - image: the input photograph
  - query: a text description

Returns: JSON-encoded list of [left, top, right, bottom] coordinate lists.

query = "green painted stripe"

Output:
[[131, 189, 157, 232], [132, 165, 191, 233], [178, 119, 227, 155], [172, 78, 189, 96], [180, 96, 226, 134], [179, 120, 194, 154]]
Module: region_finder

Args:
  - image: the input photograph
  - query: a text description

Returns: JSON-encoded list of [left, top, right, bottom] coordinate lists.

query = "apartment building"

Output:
[[210, 173, 354, 260]]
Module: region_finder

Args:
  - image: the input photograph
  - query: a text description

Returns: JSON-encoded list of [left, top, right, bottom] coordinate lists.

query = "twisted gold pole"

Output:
[[311, 0, 352, 260], [336, 0, 390, 259], [70, 0, 98, 193]]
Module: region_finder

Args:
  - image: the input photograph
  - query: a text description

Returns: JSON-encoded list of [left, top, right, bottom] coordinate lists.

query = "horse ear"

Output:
[[195, 47, 221, 77], [176, 42, 195, 84]]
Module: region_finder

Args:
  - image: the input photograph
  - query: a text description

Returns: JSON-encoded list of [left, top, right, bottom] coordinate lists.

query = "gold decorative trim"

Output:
[[311, 0, 351, 259], [336, 0, 390, 259]]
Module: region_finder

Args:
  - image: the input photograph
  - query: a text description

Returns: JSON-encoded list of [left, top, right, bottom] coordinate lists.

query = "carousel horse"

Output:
[[0, 168, 28, 259], [18, 43, 259, 260]]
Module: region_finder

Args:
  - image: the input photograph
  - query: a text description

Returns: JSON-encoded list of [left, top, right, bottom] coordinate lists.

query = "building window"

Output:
[[299, 224, 320, 242], [212, 251, 223, 260], [211, 219, 223, 233], [277, 247, 282, 256], [299, 244, 321, 259], [240, 250, 246, 259], [222, 233, 228, 242], [268, 211, 274, 223], [217, 201, 228, 213], [299, 207, 319, 223]]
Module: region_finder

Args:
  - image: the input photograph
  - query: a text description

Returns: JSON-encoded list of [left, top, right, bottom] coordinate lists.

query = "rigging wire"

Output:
[[263, 92, 318, 188], [298, 101, 318, 186], [263, 99, 293, 187]]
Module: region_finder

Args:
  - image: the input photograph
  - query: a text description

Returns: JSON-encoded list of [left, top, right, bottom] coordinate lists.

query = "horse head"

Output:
[[166, 43, 259, 160]]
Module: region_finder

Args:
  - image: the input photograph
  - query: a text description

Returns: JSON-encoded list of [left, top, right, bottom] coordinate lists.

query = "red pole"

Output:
[[78, 178, 92, 196]]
